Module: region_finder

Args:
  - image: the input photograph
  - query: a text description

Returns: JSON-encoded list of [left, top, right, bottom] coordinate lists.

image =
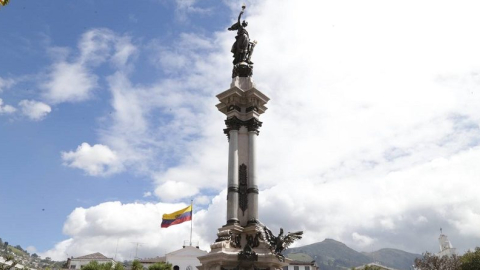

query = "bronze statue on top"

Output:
[[228, 5, 257, 77]]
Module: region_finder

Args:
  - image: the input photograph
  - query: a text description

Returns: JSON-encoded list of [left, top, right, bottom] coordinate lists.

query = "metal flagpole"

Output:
[[190, 199, 193, 246]]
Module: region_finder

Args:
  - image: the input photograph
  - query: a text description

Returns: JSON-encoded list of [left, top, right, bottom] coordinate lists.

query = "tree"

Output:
[[148, 262, 172, 270], [82, 261, 115, 270], [362, 266, 382, 270], [132, 260, 144, 270], [114, 263, 125, 270], [0, 0, 10, 7], [31, 253, 39, 259], [460, 247, 480, 270], [414, 252, 462, 270]]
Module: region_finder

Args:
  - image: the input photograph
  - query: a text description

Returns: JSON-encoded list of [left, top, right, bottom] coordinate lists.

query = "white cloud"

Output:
[[61, 143, 123, 176], [194, 195, 211, 206], [43, 29, 137, 104], [43, 62, 98, 104], [18, 100, 51, 121], [40, 201, 214, 261], [174, 0, 212, 22], [26, 246, 37, 254], [0, 77, 15, 93], [352, 232, 376, 247], [46, 0, 480, 257], [143, 192, 152, 198], [154, 181, 199, 202], [0, 98, 16, 114]]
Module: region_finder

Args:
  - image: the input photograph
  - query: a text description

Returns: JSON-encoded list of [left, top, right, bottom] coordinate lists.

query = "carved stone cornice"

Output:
[[224, 116, 263, 138], [227, 105, 242, 112], [225, 116, 244, 131], [246, 118, 262, 134]]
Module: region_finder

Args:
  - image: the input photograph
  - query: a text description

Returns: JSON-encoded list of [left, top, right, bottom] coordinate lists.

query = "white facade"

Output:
[[166, 246, 207, 270], [437, 232, 456, 257], [283, 264, 317, 270], [140, 246, 207, 270]]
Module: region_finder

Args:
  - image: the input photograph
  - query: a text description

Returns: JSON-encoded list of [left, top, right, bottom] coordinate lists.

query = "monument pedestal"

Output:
[[198, 223, 289, 270], [198, 77, 289, 270]]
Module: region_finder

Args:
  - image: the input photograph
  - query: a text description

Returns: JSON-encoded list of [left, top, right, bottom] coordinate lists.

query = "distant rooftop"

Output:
[[137, 257, 166, 263], [74, 253, 113, 260]]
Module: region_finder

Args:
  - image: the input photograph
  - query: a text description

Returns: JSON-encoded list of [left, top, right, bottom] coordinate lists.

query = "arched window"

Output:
[[174, 265, 180, 270]]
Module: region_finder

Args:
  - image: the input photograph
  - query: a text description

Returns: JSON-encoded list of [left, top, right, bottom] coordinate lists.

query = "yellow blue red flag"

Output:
[[161, 205, 192, 228]]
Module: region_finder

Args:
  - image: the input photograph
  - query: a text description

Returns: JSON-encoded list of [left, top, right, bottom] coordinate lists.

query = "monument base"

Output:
[[198, 224, 289, 270]]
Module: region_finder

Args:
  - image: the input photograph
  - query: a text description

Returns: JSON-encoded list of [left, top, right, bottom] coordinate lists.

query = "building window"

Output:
[[305, 266, 310, 270], [294, 266, 299, 270], [174, 265, 180, 270], [282, 267, 288, 270], [70, 266, 76, 269]]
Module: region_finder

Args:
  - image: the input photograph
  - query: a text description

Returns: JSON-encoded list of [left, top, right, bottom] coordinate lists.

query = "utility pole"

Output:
[[130, 242, 145, 259]]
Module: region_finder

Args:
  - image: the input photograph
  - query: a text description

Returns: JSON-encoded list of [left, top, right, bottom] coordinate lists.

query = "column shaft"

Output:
[[247, 131, 258, 223], [227, 129, 239, 224]]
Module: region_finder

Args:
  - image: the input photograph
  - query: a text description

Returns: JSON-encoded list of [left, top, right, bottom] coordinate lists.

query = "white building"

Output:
[[68, 252, 116, 269], [354, 262, 398, 270], [283, 260, 319, 270], [139, 246, 207, 270], [437, 229, 456, 257]]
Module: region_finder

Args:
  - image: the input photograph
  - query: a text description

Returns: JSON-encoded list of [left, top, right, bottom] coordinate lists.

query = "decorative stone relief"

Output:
[[238, 245, 258, 261], [231, 233, 241, 248], [246, 232, 261, 248], [239, 164, 248, 215]]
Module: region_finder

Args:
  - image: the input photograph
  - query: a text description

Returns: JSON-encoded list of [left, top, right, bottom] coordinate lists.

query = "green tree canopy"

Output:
[[81, 261, 115, 270], [148, 262, 172, 270], [114, 262, 125, 270], [414, 252, 462, 270], [132, 260, 144, 270], [460, 247, 480, 270]]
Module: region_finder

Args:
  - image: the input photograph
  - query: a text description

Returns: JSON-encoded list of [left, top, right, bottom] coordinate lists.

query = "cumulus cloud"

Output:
[[0, 98, 16, 114], [62, 143, 123, 176], [18, 100, 51, 121], [40, 201, 217, 261]]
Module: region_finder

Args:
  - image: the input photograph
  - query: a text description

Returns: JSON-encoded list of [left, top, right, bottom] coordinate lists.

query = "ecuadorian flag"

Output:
[[161, 205, 192, 228]]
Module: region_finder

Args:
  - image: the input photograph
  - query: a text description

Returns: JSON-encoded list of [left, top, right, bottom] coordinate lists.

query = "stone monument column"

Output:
[[217, 77, 269, 227], [197, 6, 302, 270]]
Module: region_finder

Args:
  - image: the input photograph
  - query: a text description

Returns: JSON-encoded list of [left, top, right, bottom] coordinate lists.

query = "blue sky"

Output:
[[0, 0, 230, 253], [2, 0, 480, 261]]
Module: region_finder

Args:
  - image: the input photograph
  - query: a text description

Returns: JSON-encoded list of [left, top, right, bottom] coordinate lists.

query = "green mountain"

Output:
[[362, 248, 420, 270], [284, 239, 421, 270]]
